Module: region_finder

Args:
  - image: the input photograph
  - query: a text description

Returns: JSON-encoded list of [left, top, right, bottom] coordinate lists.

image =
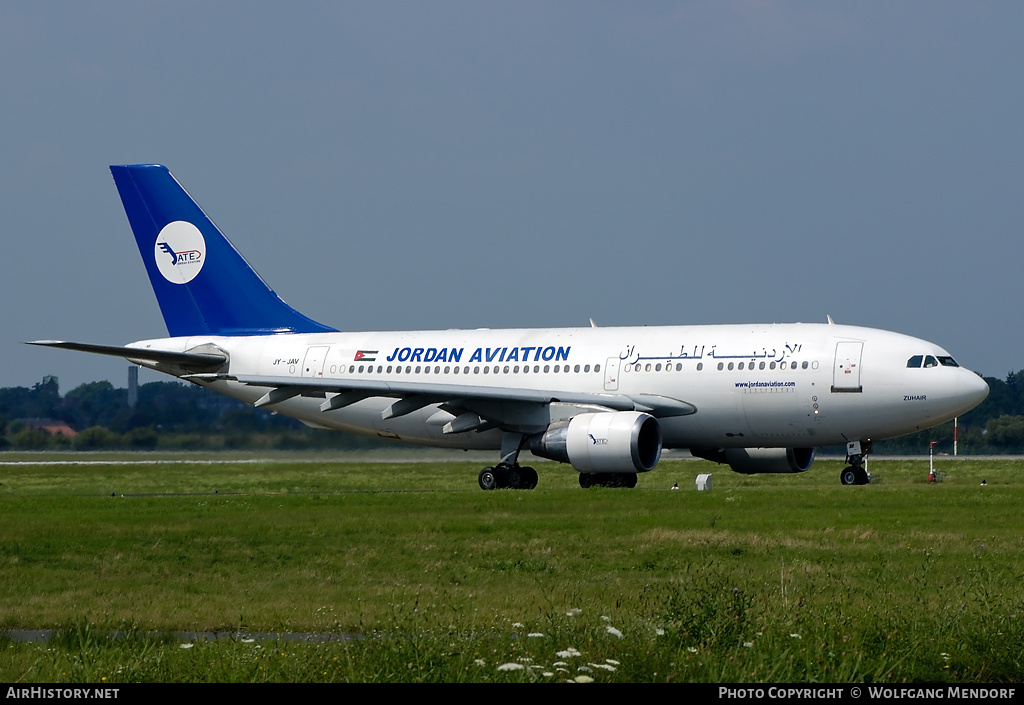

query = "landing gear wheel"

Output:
[[623, 473, 638, 488], [579, 473, 596, 489], [520, 466, 538, 489], [841, 466, 870, 485], [479, 467, 498, 491], [506, 466, 524, 489]]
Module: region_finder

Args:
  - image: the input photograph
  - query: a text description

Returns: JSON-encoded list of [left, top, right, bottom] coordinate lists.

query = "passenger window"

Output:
[[907, 355, 923, 368]]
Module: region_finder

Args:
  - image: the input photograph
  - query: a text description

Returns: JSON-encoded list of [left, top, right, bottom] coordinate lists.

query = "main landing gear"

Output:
[[478, 464, 539, 491], [840, 440, 872, 486], [478, 432, 539, 490]]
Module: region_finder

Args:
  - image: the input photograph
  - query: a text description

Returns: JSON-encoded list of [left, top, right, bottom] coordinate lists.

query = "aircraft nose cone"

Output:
[[957, 371, 989, 413]]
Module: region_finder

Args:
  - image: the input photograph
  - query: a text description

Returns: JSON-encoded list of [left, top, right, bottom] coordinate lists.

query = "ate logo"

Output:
[[154, 221, 206, 284]]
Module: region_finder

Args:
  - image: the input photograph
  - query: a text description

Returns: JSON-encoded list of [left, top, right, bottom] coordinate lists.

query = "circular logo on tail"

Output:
[[154, 221, 206, 284]]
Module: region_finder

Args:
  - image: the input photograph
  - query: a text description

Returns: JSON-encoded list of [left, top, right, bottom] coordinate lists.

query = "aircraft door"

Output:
[[302, 346, 329, 378], [832, 341, 863, 393], [604, 357, 620, 391]]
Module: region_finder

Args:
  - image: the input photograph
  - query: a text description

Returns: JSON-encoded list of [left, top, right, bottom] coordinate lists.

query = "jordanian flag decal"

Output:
[[354, 350, 378, 362]]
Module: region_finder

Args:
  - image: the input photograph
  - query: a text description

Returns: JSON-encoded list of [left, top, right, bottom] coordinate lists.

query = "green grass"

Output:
[[1, 454, 1022, 682]]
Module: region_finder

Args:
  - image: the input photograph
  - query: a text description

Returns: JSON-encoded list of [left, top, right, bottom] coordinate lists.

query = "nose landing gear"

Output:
[[840, 440, 872, 486]]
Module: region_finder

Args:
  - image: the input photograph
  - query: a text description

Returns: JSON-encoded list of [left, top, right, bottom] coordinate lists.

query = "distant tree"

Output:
[[72, 426, 122, 450], [64, 381, 126, 430], [122, 426, 158, 449], [985, 415, 1024, 449], [10, 427, 50, 450]]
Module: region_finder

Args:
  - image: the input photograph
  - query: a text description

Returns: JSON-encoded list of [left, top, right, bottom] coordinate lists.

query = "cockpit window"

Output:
[[907, 355, 923, 368], [938, 356, 959, 367], [924, 355, 938, 368]]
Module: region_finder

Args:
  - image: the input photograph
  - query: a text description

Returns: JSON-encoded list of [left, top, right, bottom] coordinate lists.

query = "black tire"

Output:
[[506, 467, 524, 489], [854, 466, 869, 485], [521, 466, 538, 489], [840, 467, 858, 486], [579, 473, 595, 489], [623, 473, 638, 488], [479, 467, 498, 491]]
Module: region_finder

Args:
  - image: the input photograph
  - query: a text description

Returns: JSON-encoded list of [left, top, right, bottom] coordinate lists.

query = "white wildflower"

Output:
[[512, 622, 524, 628], [655, 628, 665, 636], [527, 632, 545, 638], [606, 626, 624, 639], [556, 647, 582, 658], [180, 643, 194, 649], [590, 663, 616, 672], [600, 615, 612, 623], [574, 675, 594, 683], [606, 659, 620, 666], [790, 633, 802, 639], [474, 659, 486, 667], [566, 608, 582, 617], [497, 663, 525, 672], [687, 647, 697, 653], [743, 642, 754, 648], [578, 665, 593, 673], [542, 671, 554, 678]]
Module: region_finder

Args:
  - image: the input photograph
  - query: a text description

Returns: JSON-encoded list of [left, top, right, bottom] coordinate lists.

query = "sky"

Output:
[[2, 1, 1022, 392]]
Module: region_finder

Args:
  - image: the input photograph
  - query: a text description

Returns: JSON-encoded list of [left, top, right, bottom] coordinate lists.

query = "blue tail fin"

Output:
[[111, 164, 336, 337]]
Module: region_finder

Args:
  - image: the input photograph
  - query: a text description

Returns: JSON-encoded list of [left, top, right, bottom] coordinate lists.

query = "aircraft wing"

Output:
[[222, 373, 697, 433]]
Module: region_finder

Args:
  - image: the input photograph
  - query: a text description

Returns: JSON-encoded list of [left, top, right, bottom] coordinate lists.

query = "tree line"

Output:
[[0, 377, 386, 451], [1, 370, 1022, 453]]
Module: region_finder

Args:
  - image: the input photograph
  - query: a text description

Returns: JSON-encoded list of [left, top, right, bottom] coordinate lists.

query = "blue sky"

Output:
[[3, 1, 1021, 392]]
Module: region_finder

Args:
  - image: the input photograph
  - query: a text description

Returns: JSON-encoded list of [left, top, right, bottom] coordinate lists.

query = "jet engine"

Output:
[[690, 447, 815, 474], [530, 411, 662, 474]]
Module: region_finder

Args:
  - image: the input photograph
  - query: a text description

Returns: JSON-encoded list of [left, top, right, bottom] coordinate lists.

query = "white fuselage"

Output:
[[129, 322, 989, 451]]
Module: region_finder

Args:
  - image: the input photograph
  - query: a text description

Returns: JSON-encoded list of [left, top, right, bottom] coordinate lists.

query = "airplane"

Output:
[[30, 164, 990, 489]]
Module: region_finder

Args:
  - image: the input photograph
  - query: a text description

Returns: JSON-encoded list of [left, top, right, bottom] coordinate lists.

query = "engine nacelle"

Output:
[[690, 447, 815, 474], [530, 411, 662, 474]]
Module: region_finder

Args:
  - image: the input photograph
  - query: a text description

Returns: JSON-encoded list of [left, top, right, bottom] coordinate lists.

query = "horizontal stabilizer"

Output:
[[27, 340, 227, 370]]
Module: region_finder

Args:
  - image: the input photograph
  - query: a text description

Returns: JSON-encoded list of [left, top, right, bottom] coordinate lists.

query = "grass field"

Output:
[[1, 453, 1022, 682]]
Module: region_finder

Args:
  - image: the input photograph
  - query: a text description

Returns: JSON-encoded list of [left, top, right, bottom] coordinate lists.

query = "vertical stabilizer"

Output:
[[110, 164, 336, 337]]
